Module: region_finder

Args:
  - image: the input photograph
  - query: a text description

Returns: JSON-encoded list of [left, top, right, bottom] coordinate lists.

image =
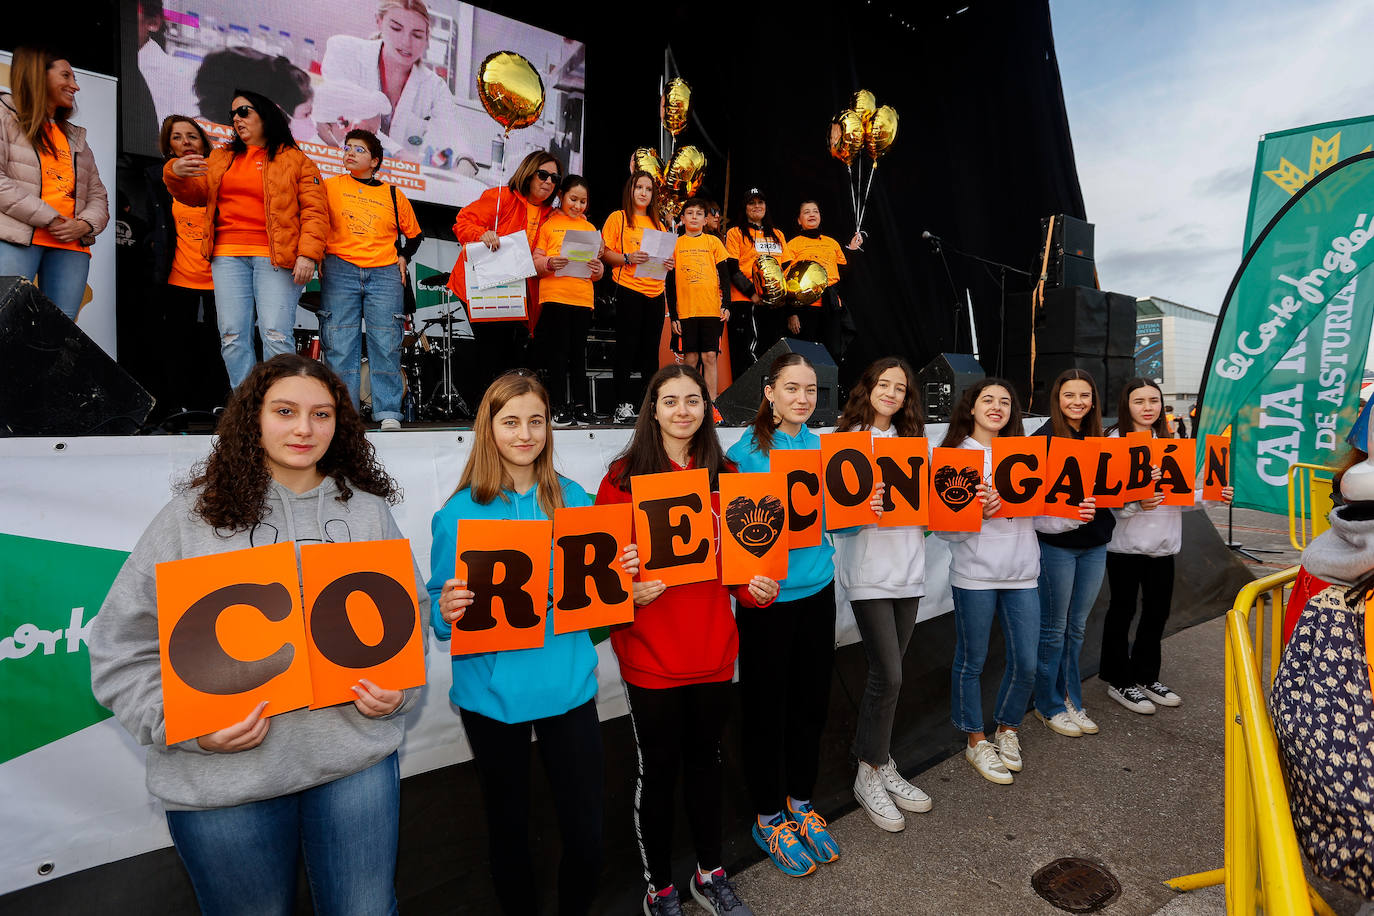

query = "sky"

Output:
[[1048, 0, 1374, 316]]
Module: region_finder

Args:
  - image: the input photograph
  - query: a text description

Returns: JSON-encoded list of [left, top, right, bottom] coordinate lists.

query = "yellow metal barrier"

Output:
[[1166, 567, 1336, 915], [1288, 463, 1336, 551]]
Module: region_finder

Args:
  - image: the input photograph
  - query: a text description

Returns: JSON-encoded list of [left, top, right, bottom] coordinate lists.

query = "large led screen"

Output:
[[124, 0, 585, 207]]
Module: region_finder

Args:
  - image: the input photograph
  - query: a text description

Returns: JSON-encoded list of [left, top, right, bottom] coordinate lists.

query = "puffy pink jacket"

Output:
[[0, 94, 109, 247]]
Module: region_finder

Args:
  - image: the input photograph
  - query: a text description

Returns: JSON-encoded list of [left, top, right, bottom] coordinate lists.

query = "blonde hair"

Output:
[[455, 371, 566, 518], [10, 47, 69, 158], [373, 0, 432, 38]]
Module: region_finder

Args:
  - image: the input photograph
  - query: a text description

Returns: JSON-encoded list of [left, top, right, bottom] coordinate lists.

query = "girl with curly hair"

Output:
[[935, 378, 1045, 785], [90, 353, 426, 914]]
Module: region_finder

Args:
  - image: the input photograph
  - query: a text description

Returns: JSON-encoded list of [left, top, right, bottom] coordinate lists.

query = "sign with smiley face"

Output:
[[929, 447, 985, 532], [719, 472, 789, 585]]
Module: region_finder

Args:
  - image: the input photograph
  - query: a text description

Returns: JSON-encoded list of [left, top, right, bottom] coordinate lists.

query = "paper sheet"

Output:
[[632, 229, 677, 281], [466, 231, 537, 290], [555, 230, 602, 278]]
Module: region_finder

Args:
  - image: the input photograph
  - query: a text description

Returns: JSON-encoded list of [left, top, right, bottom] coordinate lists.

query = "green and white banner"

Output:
[[1200, 147, 1374, 509], [1214, 120, 1374, 512]]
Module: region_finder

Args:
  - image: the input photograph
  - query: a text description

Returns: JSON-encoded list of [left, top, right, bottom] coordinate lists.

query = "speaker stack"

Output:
[[0, 277, 154, 436], [715, 338, 840, 427]]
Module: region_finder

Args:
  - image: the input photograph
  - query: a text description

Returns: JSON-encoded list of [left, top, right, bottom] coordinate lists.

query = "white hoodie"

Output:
[[1105, 429, 1200, 557], [933, 437, 1040, 590], [832, 424, 927, 600]]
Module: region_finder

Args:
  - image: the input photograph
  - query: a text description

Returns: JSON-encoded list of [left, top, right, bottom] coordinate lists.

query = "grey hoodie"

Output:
[[1300, 503, 1374, 588], [89, 478, 428, 810]]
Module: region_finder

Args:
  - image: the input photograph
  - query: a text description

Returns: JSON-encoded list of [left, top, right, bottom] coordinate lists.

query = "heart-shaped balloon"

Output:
[[476, 51, 544, 133], [724, 495, 786, 558], [865, 105, 898, 162], [753, 254, 786, 306], [784, 260, 829, 307], [661, 78, 691, 138], [630, 147, 665, 184], [933, 465, 981, 512]]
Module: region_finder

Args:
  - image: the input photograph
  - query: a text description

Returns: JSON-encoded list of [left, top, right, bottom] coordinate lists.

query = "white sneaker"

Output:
[[878, 757, 932, 813], [379, 418, 401, 431], [1108, 684, 1157, 715], [965, 740, 1013, 785], [1140, 681, 1182, 707], [853, 762, 905, 832], [1035, 709, 1083, 737], [1064, 699, 1099, 734], [993, 729, 1023, 772], [613, 402, 637, 424]]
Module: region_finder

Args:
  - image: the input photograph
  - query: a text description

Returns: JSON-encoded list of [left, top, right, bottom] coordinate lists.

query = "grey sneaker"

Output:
[[644, 885, 684, 916], [690, 869, 753, 915]]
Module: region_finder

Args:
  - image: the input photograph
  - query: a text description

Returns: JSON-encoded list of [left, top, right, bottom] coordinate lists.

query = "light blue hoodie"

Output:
[[727, 425, 836, 602], [427, 477, 598, 724]]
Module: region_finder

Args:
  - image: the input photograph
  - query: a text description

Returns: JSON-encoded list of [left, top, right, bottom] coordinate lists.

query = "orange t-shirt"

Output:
[[213, 147, 271, 258], [323, 175, 421, 268], [725, 225, 785, 303], [783, 233, 846, 293], [31, 124, 88, 254], [673, 232, 728, 319], [602, 209, 667, 297], [535, 211, 598, 308], [168, 199, 213, 289]]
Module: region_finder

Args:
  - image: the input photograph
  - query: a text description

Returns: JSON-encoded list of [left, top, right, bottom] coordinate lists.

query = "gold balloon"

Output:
[[656, 189, 683, 227], [753, 255, 786, 306], [630, 147, 665, 184], [661, 78, 691, 138], [784, 260, 829, 307], [865, 105, 898, 161], [828, 117, 856, 166], [663, 145, 706, 196], [837, 110, 865, 160], [852, 90, 877, 123], [476, 51, 545, 133]]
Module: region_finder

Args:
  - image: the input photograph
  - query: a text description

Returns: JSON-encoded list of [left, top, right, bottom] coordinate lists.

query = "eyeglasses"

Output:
[[343, 144, 371, 155], [535, 168, 559, 183], [230, 105, 256, 119]]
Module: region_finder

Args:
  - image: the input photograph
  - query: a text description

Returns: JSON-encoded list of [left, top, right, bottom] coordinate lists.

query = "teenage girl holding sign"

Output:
[[595, 363, 778, 916], [429, 370, 638, 915], [90, 354, 426, 913]]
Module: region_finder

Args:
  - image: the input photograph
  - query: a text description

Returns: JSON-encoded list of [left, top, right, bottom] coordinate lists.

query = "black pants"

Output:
[[737, 582, 837, 815], [754, 304, 787, 357], [1099, 552, 1175, 689], [160, 284, 230, 414], [791, 307, 823, 345], [459, 699, 604, 916], [613, 285, 664, 406], [623, 680, 731, 889], [726, 298, 757, 380], [469, 318, 530, 388], [534, 301, 592, 410]]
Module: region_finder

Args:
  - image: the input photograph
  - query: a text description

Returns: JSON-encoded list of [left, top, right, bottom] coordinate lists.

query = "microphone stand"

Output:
[[926, 235, 964, 352], [928, 235, 1031, 376]]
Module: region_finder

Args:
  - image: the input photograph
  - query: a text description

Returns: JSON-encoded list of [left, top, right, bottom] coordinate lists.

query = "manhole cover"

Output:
[[1031, 857, 1122, 913]]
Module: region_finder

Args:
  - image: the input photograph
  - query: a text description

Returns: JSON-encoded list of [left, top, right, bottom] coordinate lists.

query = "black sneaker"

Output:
[[644, 885, 684, 916], [574, 404, 599, 425], [1140, 681, 1182, 707], [1107, 684, 1157, 715], [690, 870, 753, 915], [613, 402, 637, 424], [551, 410, 576, 428]]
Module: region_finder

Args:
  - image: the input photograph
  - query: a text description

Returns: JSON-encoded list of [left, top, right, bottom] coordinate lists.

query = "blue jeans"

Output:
[[0, 240, 91, 319], [165, 752, 400, 916], [950, 586, 1040, 733], [1035, 542, 1107, 716], [210, 255, 303, 389], [318, 254, 405, 420]]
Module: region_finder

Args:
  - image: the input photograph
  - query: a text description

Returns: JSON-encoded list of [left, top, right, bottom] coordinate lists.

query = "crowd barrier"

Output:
[[1287, 463, 1336, 551]]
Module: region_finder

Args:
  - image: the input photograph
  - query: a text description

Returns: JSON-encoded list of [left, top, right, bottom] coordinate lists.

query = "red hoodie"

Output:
[[596, 459, 770, 689]]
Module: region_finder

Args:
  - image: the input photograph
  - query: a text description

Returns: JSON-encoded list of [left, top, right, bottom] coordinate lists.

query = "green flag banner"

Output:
[[1200, 149, 1374, 510]]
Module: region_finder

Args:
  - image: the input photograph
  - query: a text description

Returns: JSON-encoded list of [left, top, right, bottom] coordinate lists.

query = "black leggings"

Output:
[[613, 285, 665, 405], [534, 301, 593, 409], [623, 680, 732, 889], [1099, 552, 1175, 689], [737, 582, 837, 814], [460, 699, 604, 916]]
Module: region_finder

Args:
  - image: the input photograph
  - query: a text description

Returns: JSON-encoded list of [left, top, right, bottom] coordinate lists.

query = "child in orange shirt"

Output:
[[533, 175, 605, 426], [666, 199, 731, 398], [782, 200, 862, 354]]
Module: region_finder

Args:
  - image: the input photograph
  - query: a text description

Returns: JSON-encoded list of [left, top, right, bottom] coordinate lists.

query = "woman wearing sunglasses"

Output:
[[165, 88, 328, 389], [444, 150, 564, 391]]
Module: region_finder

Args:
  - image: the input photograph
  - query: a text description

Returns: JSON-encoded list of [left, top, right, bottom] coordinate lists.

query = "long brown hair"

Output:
[[456, 371, 566, 518], [184, 355, 399, 531], [1108, 377, 1171, 437], [939, 377, 1025, 447], [835, 356, 925, 436], [621, 170, 663, 228], [9, 46, 71, 158], [748, 352, 816, 453], [610, 364, 729, 489], [1046, 369, 1103, 437], [509, 149, 563, 198]]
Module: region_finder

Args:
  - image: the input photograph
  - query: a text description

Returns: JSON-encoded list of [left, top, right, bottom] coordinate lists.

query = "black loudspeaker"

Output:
[[1031, 354, 1133, 415], [716, 338, 839, 426], [918, 353, 985, 422], [1104, 292, 1137, 358], [1043, 214, 1095, 259], [1036, 288, 1137, 359], [0, 277, 154, 435], [1053, 255, 1097, 289]]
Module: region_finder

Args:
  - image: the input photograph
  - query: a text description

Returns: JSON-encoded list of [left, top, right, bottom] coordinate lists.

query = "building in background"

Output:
[[1134, 296, 1218, 407]]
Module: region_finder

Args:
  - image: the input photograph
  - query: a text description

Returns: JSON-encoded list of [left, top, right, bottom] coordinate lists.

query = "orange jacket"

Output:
[[163, 146, 328, 269], [446, 186, 552, 331]]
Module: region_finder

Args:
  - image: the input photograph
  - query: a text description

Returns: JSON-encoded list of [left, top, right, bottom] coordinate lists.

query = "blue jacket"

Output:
[[427, 477, 598, 724], [727, 425, 835, 602]]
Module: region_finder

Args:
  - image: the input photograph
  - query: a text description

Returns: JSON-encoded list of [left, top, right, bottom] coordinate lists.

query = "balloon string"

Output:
[[857, 161, 878, 232]]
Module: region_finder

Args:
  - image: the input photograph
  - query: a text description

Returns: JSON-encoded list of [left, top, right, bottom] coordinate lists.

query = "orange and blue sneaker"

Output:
[[787, 799, 840, 864], [751, 813, 816, 877]]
